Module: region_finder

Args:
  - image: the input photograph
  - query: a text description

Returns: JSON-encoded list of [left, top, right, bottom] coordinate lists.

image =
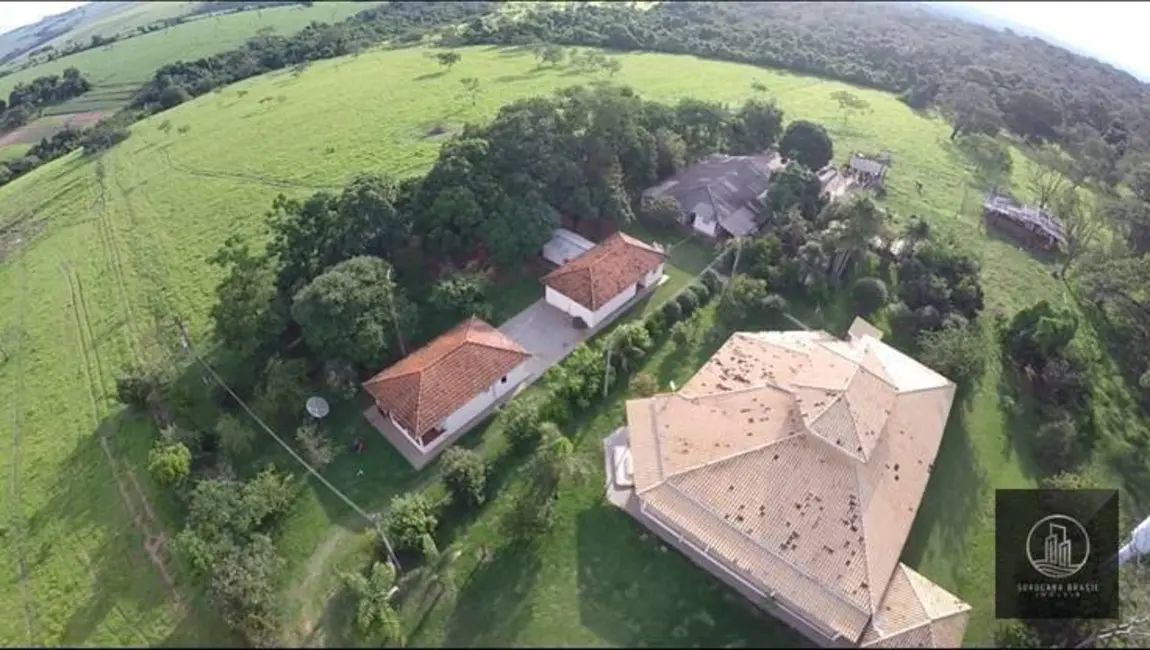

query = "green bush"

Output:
[[384, 493, 439, 552], [676, 289, 699, 316], [500, 490, 557, 544], [701, 269, 723, 294], [295, 422, 334, 471], [440, 447, 489, 506], [888, 301, 917, 339], [148, 442, 191, 487], [629, 373, 659, 397], [114, 361, 170, 410], [689, 283, 711, 305], [917, 322, 987, 387], [661, 298, 683, 324], [500, 399, 544, 454], [643, 310, 667, 340], [851, 276, 889, 316], [671, 319, 698, 346], [1039, 470, 1101, 491], [1032, 413, 1083, 474], [217, 413, 258, 459]]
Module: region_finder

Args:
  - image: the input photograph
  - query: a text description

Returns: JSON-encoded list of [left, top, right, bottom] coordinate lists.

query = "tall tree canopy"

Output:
[[779, 120, 834, 171]]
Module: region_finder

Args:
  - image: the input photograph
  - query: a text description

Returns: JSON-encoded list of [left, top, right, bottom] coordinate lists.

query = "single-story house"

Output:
[[982, 194, 1066, 252], [363, 316, 532, 468], [542, 228, 596, 266], [642, 151, 784, 239], [543, 232, 666, 330], [603, 317, 970, 648], [849, 152, 892, 188]]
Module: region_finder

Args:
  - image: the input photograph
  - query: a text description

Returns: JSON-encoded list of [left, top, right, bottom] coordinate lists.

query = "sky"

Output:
[[1, 1, 1148, 79]]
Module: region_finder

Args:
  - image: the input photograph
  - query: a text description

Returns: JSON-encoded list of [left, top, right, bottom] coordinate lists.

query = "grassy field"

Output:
[[0, 143, 28, 163], [0, 2, 383, 107], [1, 43, 1144, 646]]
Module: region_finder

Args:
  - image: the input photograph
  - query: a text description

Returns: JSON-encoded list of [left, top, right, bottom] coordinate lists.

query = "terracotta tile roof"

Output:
[[362, 317, 530, 436], [542, 232, 665, 311], [625, 322, 966, 645]]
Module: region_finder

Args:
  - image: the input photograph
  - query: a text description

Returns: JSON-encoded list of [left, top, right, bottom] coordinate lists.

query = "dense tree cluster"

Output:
[[0, 67, 90, 130], [459, 2, 1150, 172], [130, 2, 499, 111]]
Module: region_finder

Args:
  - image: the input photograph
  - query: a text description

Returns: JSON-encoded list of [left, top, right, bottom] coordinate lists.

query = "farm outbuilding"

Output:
[[981, 194, 1066, 252]]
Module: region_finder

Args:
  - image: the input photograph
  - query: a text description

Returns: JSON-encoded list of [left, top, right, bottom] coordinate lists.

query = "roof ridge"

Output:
[[821, 340, 900, 392], [660, 434, 798, 484], [851, 460, 880, 615], [862, 618, 935, 648]]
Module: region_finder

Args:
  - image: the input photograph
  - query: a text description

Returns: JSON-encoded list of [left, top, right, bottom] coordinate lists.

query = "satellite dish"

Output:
[[306, 396, 330, 419]]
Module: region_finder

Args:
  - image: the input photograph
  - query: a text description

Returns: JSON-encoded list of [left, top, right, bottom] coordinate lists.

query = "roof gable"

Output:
[[543, 232, 665, 310], [362, 317, 530, 435]]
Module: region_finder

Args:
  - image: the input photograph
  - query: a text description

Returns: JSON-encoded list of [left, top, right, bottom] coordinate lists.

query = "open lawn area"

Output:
[[2, 42, 1145, 646], [0, 2, 384, 109]]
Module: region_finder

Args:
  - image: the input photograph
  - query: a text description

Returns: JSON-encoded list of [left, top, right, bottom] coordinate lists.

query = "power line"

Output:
[[174, 319, 403, 574]]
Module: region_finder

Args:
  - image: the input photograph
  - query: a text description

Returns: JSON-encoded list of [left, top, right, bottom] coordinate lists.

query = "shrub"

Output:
[[670, 319, 698, 346], [1040, 470, 1101, 491], [676, 289, 699, 316], [158, 85, 191, 109], [642, 310, 667, 340], [500, 490, 556, 544], [148, 442, 191, 486], [500, 399, 544, 454], [661, 299, 683, 324], [160, 423, 204, 451], [295, 422, 334, 470], [701, 269, 723, 294], [217, 413, 258, 459], [322, 359, 360, 403], [1032, 413, 1083, 474], [917, 322, 987, 387], [255, 356, 309, 425], [629, 372, 659, 397], [888, 301, 918, 339], [384, 493, 439, 552], [994, 621, 1042, 648], [440, 447, 488, 506], [80, 118, 131, 155], [689, 283, 711, 305], [115, 362, 168, 410], [763, 293, 789, 316], [716, 274, 770, 330], [851, 276, 889, 316]]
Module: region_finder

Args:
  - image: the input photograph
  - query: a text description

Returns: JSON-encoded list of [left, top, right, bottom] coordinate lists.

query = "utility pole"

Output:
[[175, 319, 403, 573]]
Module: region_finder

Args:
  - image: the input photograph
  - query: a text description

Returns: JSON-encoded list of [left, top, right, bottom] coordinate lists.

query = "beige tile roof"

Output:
[[542, 232, 666, 310], [860, 564, 971, 648], [362, 317, 530, 436], [626, 323, 966, 645]]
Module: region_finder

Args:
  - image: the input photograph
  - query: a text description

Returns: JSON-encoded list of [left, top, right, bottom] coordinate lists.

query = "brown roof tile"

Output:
[[362, 317, 530, 436], [542, 232, 665, 310], [625, 323, 966, 645]]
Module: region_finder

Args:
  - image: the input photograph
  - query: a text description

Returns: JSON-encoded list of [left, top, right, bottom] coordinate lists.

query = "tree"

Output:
[[956, 133, 1012, 191], [253, 356, 310, 425], [600, 57, 622, 79], [940, 82, 1002, 140], [500, 399, 545, 454], [766, 162, 822, 220], [426, 270, 492, 334], [458, 76, 482, 106], [917, 321, 987, 387], [1128, 162, 1150, 203], [217, 413, 259, 459], [440, 447, 488, 506], [851, 276, 889, 316], [728, 98, 784, 155], [410, 534, 461, 607], [829, 90, 871, 124], [527, 425, 591, 498], [158, 85, 191, 109], [629, 372, 658, 397], [1026, 153, 1067, 209], [341, 561, 403, 644], [779, 120, 834, 170], [208, 236, 289, 358], [539, 43, 565, 68], [640, 196, 683, 227], [148, 442, 191, 487], [822, 195, 888, 280], [1052, 187, 1101, 276], [291, 256, 413, 370], [436, 50, 461, 71], [383, 493, 438, 552], [717, 274, 771, 329]]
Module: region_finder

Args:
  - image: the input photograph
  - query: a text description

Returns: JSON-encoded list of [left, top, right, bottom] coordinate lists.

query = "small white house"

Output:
[[543, 232, 667, 329], [542, 228, 596, 266], [363, 317, 532, 465]]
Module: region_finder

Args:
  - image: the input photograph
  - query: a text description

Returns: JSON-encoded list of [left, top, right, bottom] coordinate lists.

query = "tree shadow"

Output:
[[413, 70, 447, 82], [982, 225, 1060, 266], [493, 70, 545, 84], [439, 542, 541, 646], [992, 361, 1049, 481], [574, 505, 812, 647], [902, 391, 989, 567]]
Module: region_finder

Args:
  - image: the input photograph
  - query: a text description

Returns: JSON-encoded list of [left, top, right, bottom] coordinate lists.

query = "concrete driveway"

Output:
[[498, 299, 585, 379]]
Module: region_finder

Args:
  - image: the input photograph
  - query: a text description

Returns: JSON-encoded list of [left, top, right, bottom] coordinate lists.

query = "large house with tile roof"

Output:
[[543, 232, 667, 329], [363, 317, 532, 468], [603, 317, 969, 648]]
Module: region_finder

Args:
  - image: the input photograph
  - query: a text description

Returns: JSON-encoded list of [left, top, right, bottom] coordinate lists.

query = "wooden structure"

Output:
[[847, 151, 893, 189], [981, 194, 1066, 253]]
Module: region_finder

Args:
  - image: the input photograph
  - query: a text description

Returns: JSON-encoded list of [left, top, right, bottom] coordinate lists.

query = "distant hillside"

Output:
[[0, 2, 132, 64]]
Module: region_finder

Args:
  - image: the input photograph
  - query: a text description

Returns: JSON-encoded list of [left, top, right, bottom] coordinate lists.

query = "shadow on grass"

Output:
[[574, 505, 812, 647], [440, 543, 541, 646], [982, 225, 1061, 266], [494, 69, 546, 84], [413, 70, 447, 82], [902, 382, 989, 567]]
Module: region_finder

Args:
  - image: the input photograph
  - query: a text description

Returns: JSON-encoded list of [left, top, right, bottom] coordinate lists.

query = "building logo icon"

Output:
[[1026, 514, 1090, 579]]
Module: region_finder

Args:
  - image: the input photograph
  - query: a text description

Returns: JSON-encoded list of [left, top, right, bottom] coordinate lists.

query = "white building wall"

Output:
[[693, 218, 719, 238], [545, 286, 597, 325], [641, 263, 665, 288], [437, 361, 532, 441], [589, 283, 638, 328]]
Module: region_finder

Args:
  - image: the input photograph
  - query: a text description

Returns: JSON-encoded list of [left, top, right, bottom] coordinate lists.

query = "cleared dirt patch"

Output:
[[0, 109, 114, 146]]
